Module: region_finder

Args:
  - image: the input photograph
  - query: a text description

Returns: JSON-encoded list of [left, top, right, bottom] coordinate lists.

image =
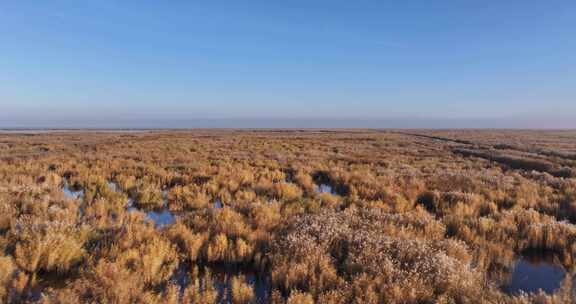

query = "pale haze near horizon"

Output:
[[1, 1, 575, 129]]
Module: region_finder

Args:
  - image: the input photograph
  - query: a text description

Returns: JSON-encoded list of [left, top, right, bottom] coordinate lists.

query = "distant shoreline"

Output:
[[1, 128, 575, 134]]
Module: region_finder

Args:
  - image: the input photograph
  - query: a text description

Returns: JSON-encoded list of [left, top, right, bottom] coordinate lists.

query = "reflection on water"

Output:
[[128, 206, 176, 229], [503, 251, 573, 295], [126, 188, 176, 229], [316, 183, 335, 194], [126, 198, 135, 208], [213, 199, 224, 209], [61, 184, 84, 200], [172, 264, 271, 304], [146, 209, 176, 227], [107, 181, 119, 192]]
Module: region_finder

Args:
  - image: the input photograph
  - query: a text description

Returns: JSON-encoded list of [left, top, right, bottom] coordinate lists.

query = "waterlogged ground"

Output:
[[1, 130, 576, 303], [64, 181, 576, 303], [62, 175, 576, 298], [63, 178, 571, 300], [171, 264, 272, 304]]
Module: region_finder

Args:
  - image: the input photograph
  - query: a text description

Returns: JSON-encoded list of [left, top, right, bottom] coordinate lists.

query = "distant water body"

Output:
[[1, 117, 575, 129], [0, 129, 149, 134]]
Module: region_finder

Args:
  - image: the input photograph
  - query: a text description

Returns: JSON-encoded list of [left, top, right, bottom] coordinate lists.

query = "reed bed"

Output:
[[0, 130, 574, 303]]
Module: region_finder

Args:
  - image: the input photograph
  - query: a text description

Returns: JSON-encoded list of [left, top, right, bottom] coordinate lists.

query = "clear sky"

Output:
[[1, 1, 575, 128]]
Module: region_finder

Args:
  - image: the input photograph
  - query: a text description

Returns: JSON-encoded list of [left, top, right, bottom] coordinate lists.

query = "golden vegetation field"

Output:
[[0, 129, 575, 303]]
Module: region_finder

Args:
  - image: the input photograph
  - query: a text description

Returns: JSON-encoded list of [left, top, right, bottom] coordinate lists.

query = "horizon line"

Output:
[[1, 117, 575, 130]]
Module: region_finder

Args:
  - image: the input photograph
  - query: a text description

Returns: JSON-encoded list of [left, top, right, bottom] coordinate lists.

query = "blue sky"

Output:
[[0, 1, 575, 128]]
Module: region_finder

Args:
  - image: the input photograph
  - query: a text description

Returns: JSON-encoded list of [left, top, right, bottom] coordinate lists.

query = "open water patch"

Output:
[[171, 264, 271, 304], [316, 183, 336, 194], [61, 183, 84, 200], [128, 206, 176, 229], [502, 250, 574, 295], [107, 181, 120, 192]]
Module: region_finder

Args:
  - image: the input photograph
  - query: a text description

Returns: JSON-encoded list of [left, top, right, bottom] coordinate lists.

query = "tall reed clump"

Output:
[[134, 183, 165, 210], [78, 259, 153, 303], [0, 255, 17, 302], [43, 230, 181, 302], [273, 183, 303, 201], [105, 218, 180, 287], [0, 199, 16, 231], [131, 236, 180, 286], [287, 291, 315, 304], [168, 185, 211, 210], [293, 171, 316, 194], [446, 208, 576, 268], [13, 217, 89, 275], [231, 275, 255, 304], [167, 223, 207, 262], [201, 208, 256, 264]]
